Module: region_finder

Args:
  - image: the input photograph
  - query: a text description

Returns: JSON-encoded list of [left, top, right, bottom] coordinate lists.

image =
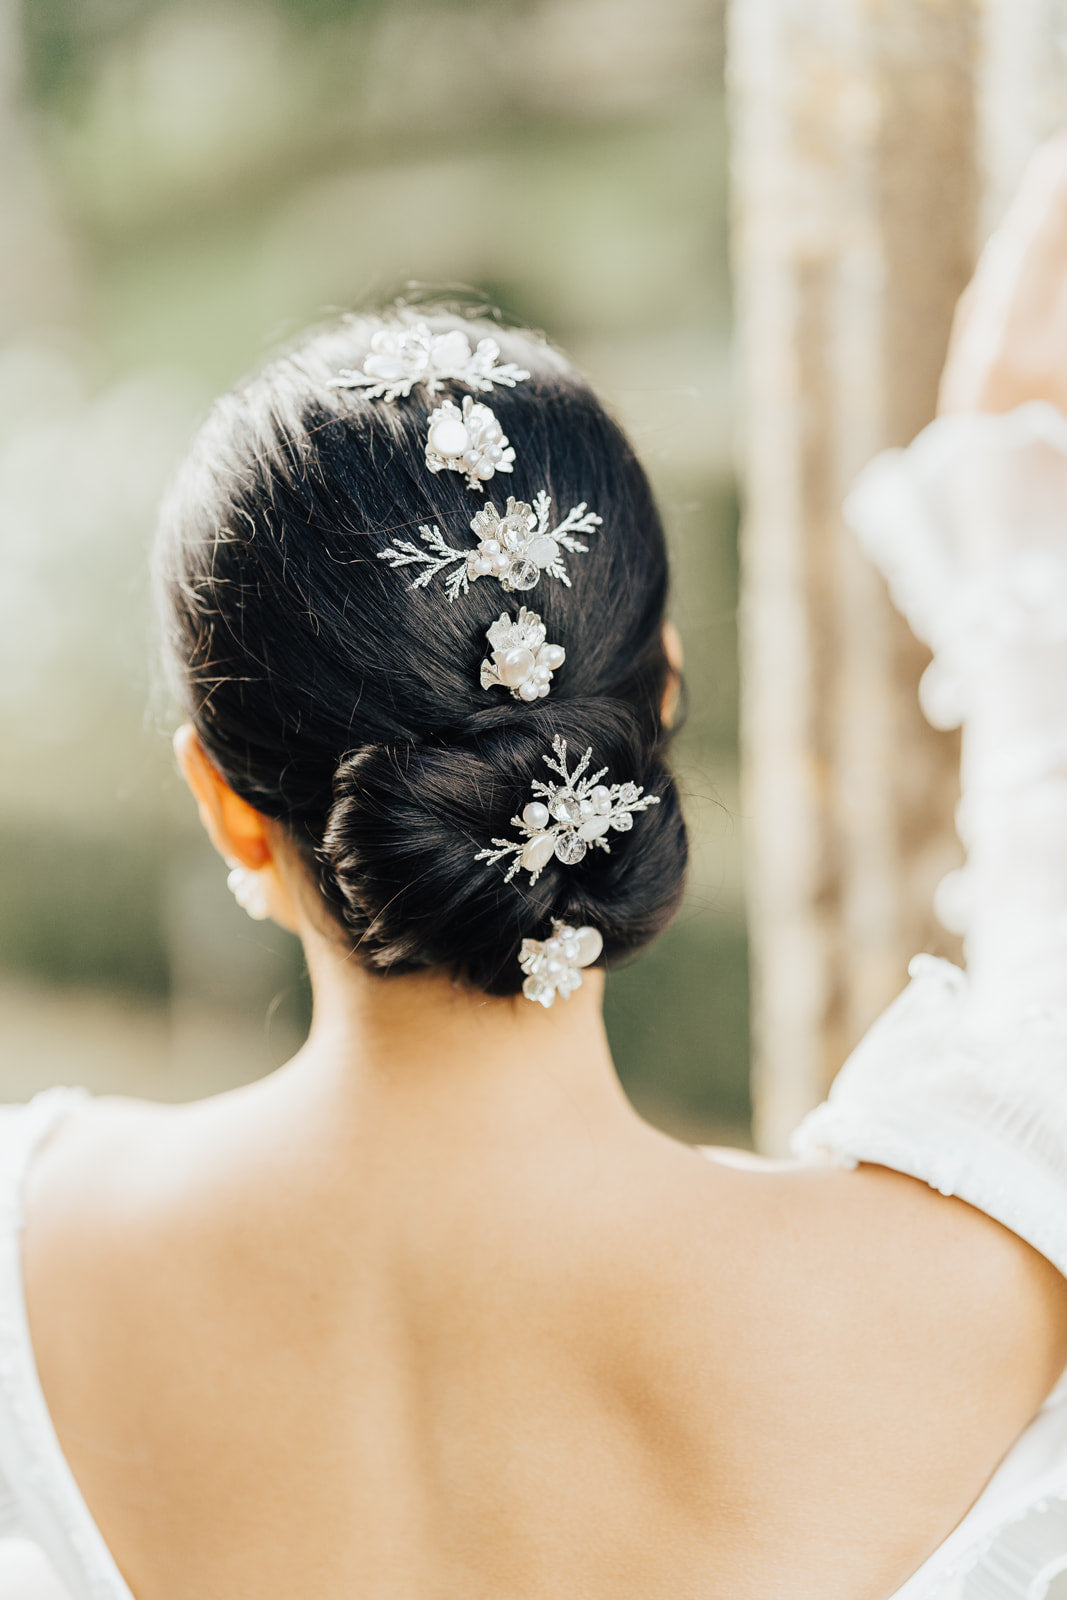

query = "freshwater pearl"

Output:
[[574, 926, 604, 966], [527, 535, 560, 569], [428, 416, 469, 458], [522, 801, 550, 831], [591, 785, 612, 815], [519, 681, 540, 702], [577, 814, 612, 841], [491, 551, 509, 572], [540, 644, 566, 670], [532, 664, 552, 684], [579, 798, 595, 821], [473, 554, 492, 576], [481, 539, 501, 556], [520, 832, 556, 873], [363, 353, 405, 380], [499, 647, 536, 686]]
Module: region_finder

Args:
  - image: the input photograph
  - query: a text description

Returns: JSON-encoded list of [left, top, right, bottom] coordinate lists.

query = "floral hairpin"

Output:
[[520, 920, 603, 1008], [328, 323, 531, 403], [425, 397, 514, 491], [475, 736, 660, 885], [481, 608, 565, 702], [378, 492, 602, 602]]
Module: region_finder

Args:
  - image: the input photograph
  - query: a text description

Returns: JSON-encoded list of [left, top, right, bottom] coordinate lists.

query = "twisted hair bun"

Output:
[[321, 699, 685, 995], [156, 308, 687, 995]]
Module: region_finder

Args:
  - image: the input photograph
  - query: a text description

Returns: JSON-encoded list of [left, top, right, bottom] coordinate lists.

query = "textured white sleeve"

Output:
[[792, 403, 1067, 1277]]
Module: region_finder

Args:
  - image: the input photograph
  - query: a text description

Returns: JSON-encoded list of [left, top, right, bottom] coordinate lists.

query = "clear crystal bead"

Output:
[[550, 791, 582, 824], [505, 557, 540, 591], [554, 833, 588, 866]]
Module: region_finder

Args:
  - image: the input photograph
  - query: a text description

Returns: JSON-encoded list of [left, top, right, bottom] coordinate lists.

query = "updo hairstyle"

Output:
[[155, 310, 688, 996]]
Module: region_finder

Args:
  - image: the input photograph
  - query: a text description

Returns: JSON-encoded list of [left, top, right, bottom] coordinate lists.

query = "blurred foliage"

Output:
[[6, 0, 745, 1132], [607, 914, 750, 1134], [0, 822, 169, 996]]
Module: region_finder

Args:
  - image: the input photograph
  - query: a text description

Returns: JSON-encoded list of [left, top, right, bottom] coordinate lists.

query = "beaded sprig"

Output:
[[329, 322, 530, 402], [475, 736, 660, 885], [377, 492, 601, 602]]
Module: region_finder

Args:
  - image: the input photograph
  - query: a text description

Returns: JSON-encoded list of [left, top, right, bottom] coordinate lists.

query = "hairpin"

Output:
[[474, 736, 660, 884], [328, 323, 531, 403], [481, 608, 565, 702], [378, 492, 602, 602], [425, 397, 514, 492], [519, 920, 603, 1007]]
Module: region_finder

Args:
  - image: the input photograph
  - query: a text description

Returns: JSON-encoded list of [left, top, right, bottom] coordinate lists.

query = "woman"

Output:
[[3, 144, 1067, 1600]]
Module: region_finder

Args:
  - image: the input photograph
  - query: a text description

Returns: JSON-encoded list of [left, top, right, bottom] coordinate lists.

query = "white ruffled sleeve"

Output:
[[792, 402, 1067, 1279]]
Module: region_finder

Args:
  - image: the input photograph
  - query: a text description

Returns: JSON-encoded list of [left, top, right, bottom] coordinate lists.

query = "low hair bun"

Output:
[[319, 698, 687, 997]]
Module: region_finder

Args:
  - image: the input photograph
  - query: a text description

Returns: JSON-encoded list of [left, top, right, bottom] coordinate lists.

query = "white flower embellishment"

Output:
[[328, 323, 531, 403], [481, 608, 565, 702], [425, 397, 515, 492], [475, 736, 661, 885], [377, 491, 602, 603], [520, 920, 603, 1008]]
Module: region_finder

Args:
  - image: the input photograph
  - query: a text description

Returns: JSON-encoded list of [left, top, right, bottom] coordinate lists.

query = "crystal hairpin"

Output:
[[378, 492, 602, 602], [481, 608, 565, 702], [519, 920, 603, 1008], [425, 397, 515, 492], [328, 323, 531, 403], [474, 736, 660, 885]]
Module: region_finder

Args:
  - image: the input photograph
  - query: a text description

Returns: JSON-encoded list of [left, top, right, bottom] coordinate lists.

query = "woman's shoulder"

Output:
[[793, 955, 1067, 1279]]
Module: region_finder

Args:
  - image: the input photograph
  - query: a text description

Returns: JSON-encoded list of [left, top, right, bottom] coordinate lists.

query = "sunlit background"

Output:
[[0, 0, 745, 1141]]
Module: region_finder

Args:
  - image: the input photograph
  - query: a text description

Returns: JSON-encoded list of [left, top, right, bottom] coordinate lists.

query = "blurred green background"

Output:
[[0, 0, 746, 1141]]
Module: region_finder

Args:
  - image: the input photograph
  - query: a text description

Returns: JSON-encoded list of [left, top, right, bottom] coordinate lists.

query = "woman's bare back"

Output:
[[21, 1073, 1067, 1600]]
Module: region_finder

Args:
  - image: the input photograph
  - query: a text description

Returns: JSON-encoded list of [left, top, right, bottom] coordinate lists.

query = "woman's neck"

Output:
[[284, 913, 643, 1158]]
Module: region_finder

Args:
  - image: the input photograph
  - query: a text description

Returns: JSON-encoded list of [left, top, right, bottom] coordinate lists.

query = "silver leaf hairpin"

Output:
[[425, 397, 515, 492], [480, 607, 565, 702], [377, 492, 602, 603], [520, 920, 603, 1008], [328, 323, 531, 403], [474, 736, 660, 885]]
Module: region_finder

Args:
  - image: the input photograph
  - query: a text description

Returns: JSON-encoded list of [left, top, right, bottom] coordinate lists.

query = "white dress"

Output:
[[3, 405, 1067, 1599]]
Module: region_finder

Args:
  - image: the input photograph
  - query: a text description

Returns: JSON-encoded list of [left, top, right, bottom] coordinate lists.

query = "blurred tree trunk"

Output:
[[728, 0, 977, 1153]]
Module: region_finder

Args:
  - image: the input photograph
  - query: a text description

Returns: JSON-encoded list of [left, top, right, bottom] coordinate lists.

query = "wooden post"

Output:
[[728, 0, 977, 1153]]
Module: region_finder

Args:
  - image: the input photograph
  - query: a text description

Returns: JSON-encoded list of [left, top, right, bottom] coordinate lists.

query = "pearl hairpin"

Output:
[[519, 920, 603, 1007], [480, 607, 565, 702], [328, 322, 530, 403], [378, 491, 602, 603], [475, 735, 660, 885], [425, 397, 515, 492]]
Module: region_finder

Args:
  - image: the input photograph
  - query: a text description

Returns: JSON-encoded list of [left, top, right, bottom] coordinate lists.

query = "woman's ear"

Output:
[[173, 724, 272, 872], [661, 621, 684, 728]]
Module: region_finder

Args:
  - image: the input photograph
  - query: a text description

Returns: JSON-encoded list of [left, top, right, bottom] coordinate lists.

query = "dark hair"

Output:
[[155, 310, 687, 995]]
